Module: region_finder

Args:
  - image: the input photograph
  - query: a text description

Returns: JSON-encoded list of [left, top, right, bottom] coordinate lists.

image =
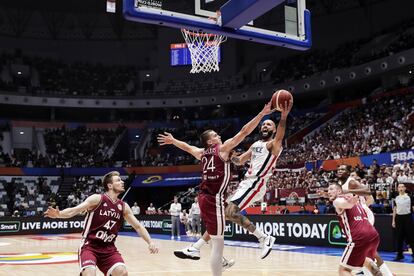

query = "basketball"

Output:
[[271, 90, 293, 111]]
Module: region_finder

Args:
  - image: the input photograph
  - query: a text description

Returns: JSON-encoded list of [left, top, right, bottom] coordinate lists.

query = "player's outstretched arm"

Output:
[[333, 194, 359, 209], [157, 132, 203, 160], [347, 179, 372, 196], [231, 148, 252, 166], [124, 203, 159, 254], [221, 102, 273, 153], [44, 194, 101, 219], [268, 100, 293, 155]]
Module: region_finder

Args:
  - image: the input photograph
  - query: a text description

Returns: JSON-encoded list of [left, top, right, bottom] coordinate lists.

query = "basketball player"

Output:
[[44, 171, 159, 276], [158, 102, 273, 276], [337, 165, 394, 276], [327, 183, 383, 276], [172, 100, 292, 262]]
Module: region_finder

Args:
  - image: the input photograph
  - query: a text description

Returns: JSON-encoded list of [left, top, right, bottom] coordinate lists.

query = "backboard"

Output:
[[123, 0, 311, 50]]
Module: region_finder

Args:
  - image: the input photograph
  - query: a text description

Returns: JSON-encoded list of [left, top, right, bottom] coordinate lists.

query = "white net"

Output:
[[181, 29, 227, 73]]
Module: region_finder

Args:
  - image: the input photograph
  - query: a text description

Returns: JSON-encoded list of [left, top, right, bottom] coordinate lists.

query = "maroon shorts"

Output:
[[79, 243, 125, 275], [340, 234, 379, 270], [198, 193, 225, 236]]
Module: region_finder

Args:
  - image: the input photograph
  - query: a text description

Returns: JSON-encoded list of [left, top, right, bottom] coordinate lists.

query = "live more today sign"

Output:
[[0, 217, 85, 235]]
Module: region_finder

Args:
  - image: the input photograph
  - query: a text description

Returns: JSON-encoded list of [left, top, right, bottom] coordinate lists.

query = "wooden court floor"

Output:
[[0, 233, 412, 276]]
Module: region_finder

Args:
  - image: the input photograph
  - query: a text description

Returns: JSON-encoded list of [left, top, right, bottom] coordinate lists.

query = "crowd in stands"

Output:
[[43, 126, 124, 168], [143, 111, 324, 167], [1, 157, 412, 217], [0, 176, 60, 217], [280, 91, 414, 166], [0, 51, 138, 97], [0, 126, 125, 168], [66, 176, 105, 208]]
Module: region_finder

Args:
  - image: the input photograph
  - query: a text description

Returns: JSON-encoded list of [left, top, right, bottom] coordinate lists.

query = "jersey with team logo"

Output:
[[245, 140, 282, 180], [200, 144, 231, 196], [81, 194, 124, 246], [337, 198, 378, 242]]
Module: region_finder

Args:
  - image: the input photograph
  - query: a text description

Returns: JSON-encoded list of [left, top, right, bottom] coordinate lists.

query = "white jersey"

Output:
[[342, 176, 375, 225], [341, 176, 355, 193], [245, 140, 282, 181]]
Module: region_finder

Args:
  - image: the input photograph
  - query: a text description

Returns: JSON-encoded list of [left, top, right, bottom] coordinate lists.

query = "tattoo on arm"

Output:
[[231, 156, 241, 165]]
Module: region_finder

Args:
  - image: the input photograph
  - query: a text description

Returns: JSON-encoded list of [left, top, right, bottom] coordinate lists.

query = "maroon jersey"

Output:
[[337, 199, 378, 242], [81, 194, 124, 247], [200, 144, 231, 196]]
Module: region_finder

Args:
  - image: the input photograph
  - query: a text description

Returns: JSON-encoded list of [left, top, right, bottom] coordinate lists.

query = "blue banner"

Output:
[[306, 149, 414, 171], [131, 172, 201, 187]]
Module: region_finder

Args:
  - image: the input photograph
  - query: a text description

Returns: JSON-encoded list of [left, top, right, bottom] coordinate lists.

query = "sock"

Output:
[[210, 237, 224, 276], [192, 238, 206, 250], [252, 229, 266, 240], [379, 263, 393, 276]]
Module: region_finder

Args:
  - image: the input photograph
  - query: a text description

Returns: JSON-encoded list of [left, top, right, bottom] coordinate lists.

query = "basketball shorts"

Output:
[[230, 177, 267, 210], [198, 193, 225, 237], [340, 234, 379, 270], [79, 243, 125, 276]]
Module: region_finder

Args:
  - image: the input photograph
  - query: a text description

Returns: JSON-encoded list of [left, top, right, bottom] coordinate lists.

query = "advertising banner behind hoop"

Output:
[[0, 216, 85, 236]]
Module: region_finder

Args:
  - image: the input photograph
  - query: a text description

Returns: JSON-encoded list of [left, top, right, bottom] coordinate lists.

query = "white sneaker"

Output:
[[177, 236, 181, 240], [171, 236, 175, 240], [173, 245, 201, 260], [222, 257, 235, 271], [260, 235, 275, 259]]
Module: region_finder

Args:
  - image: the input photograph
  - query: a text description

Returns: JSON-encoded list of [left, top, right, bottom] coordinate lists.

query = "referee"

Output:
[[392, 183, 414, 262]]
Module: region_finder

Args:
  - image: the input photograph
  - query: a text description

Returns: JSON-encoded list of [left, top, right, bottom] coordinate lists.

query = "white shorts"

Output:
[[229, 177, 267, 210]]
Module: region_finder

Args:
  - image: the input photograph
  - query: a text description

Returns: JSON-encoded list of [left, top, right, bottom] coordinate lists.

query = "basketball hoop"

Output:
[[181, 28, 227, 73]]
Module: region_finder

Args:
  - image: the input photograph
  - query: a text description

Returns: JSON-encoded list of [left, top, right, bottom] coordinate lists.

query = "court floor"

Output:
[[0, 233, 412, 276]]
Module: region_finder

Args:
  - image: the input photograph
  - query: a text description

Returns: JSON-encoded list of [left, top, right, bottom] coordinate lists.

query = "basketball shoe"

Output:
[[259, 235, 276, 259], [173, 245, 201, 260], [222, 257, 235, 271]]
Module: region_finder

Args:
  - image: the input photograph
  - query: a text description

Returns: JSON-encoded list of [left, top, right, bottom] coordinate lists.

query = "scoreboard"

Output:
[[170, 43, 221, 66]]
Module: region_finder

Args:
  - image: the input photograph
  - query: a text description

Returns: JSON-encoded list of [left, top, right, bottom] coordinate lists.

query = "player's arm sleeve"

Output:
[[58, 194, 101, 218], [124, 203, 153, 245]]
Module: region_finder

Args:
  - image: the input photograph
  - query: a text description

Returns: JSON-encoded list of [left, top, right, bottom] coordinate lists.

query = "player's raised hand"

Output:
[[260, 102, 274, 116], [157, 132, 175, 146], [280, 98, 293, 116], [44, 206, 60, 218], [148, 242, 159, 254]]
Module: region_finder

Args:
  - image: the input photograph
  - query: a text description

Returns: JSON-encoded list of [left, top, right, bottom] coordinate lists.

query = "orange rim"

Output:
[[181, 29, 219, 38]]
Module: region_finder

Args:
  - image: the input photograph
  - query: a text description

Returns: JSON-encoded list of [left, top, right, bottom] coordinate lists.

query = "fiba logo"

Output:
[[331, 225, 342, 239]]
